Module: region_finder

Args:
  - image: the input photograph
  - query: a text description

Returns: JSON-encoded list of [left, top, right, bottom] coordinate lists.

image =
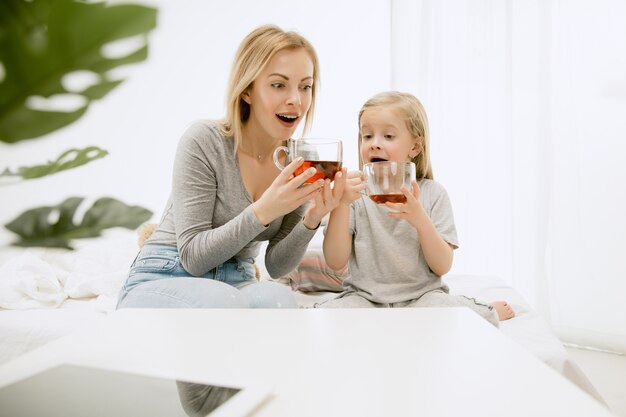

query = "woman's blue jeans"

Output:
[[116, 244, 298, 309]]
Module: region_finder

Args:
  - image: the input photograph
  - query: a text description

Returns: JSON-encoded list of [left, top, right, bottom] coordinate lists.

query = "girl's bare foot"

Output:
[[492, 301, 515, 321]]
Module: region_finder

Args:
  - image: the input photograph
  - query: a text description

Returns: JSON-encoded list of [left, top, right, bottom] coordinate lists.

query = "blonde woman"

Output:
[[118, 25, 344, 309], [321, 91, 514, 325]]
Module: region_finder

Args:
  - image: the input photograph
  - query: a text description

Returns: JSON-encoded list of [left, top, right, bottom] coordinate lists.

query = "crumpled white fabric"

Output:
[[0, 232, 138, 310], [0, 252, 68, 309]]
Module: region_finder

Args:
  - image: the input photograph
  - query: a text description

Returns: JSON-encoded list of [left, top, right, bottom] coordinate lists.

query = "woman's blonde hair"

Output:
[[357, 91, 433, 180], [218, 24, 320, 150]]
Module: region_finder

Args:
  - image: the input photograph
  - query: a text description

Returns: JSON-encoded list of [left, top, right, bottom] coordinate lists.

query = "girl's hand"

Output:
[[303, 168, 348, 228], [385, 180, 425, 228], [340, 170, 367, 205], [253, 157, 323, 225], [386, 180, 454, 275]]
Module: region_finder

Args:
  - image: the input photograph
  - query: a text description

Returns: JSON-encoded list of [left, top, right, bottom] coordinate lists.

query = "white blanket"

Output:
[[0, 231, 137, 311]]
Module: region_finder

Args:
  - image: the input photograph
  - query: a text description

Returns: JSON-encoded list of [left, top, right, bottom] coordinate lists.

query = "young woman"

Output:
[[117, 25, 344, 309]]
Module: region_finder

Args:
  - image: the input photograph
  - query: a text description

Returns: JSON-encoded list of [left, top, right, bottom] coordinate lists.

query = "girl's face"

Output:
[[359, 105, 419, 164], [242, 48, 314, 142]]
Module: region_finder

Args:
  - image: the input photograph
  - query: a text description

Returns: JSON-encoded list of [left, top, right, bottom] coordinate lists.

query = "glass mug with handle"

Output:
[[273, 138, 343, 183], [363, 161, 416, 204]]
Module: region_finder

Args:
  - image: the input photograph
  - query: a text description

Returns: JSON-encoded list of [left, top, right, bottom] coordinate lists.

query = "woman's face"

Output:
[[242, 48, 314, 142], [359, 105, 419, 164]]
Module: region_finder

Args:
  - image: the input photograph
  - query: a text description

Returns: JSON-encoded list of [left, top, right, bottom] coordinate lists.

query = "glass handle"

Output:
[[272, 146, 289, 170]]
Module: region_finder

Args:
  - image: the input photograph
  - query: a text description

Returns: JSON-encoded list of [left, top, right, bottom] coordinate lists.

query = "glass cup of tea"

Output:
[[363, 161, 416, 204], [273, 138, 343, 183]]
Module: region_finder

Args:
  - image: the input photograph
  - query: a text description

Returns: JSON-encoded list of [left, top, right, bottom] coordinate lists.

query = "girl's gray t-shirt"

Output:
[[147, 120, 316, 278], [342, 179, 459, 303]]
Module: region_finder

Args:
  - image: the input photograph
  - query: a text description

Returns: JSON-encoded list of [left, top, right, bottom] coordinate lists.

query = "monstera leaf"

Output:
[[5, 196, 153, 249], [1, 146, 108, 180], [0, 0, 158, 143]]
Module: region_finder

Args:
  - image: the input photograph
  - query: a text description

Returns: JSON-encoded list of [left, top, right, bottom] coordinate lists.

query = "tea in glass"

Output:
[[363, 161, 416, 204], [273, 139, 343, 183]]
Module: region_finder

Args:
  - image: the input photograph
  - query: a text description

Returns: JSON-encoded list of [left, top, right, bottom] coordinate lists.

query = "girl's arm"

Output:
[[323, 170, 366, 271], [323, 203, 352, 271], [386, 181, 453, 276], [411, 208, 454, 276]]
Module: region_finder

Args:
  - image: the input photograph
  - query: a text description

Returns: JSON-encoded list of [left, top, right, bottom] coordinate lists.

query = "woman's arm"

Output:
[[172, 123, 323, 276], [263, 205, 316, 278], [172, 126, 267, 276], [264, 169, 363, 277]]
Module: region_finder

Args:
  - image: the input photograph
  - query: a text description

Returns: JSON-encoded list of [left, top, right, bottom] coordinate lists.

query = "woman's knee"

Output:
[[117, 278, 249, 309], [240, 281, 298, 308]]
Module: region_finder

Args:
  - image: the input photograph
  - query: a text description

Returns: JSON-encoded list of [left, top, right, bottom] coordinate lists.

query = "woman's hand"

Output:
[[253, 157, 323, 226], [303, 167, 347, 228], [303, 168, 367, 229]]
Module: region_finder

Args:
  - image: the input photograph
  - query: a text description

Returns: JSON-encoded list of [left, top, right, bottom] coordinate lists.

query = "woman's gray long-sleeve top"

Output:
[[146, 120, 316, 278]]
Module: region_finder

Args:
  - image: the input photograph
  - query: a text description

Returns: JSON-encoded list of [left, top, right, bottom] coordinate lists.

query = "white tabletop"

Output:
[[0, 307, 613, 417]]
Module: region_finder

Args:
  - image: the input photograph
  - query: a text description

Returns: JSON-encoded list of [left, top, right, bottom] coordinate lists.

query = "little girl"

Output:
[[320, 91, 515, 326]]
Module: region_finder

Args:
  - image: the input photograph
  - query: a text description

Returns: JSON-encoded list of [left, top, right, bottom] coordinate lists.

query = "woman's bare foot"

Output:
[[492, 301, 515, 321]]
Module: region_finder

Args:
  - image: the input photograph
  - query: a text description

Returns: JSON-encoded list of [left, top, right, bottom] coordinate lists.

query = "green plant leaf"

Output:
[[0, 0, 158, 143], [4, 196, 153, 249], [1, 146, 108, 180]]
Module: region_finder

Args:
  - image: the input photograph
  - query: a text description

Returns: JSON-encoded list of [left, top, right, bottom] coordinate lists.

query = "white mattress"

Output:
[[0, 231, 605, 405]]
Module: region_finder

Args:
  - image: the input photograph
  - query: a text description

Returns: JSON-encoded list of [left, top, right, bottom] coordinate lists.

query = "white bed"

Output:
[[0, 228, 606, 406]]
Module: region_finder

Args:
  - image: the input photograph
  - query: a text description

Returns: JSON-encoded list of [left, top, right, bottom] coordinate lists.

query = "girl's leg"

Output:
[[409, 290, 500, 327], [316, 292, 377, 308], [118, 278, 249, 308]]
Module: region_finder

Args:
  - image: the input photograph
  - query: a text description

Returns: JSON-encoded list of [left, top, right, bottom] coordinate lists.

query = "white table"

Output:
[[0, 307, 614, 417]]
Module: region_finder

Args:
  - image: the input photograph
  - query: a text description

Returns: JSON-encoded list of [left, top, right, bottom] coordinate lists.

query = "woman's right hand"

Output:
[[252, 157, 324, 225]]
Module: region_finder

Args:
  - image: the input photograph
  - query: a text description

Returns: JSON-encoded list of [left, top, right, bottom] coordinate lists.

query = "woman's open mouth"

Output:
[[276, 114, 298, 125]]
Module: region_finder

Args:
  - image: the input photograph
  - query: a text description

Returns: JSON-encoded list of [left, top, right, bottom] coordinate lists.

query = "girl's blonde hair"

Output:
[[358, 91, 433, 180], [218, 24, 320, 150]]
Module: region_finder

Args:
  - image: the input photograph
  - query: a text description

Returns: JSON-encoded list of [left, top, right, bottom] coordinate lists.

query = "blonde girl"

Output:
[[321, 91, 514, 324]]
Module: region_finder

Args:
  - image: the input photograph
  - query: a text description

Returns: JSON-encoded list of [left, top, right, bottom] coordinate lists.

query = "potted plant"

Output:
[[0, 0, 158, 249]]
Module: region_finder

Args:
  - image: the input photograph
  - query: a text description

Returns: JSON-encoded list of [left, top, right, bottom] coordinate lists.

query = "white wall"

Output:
[[0, 0, 391, 244], [391, 0, 626, 352]]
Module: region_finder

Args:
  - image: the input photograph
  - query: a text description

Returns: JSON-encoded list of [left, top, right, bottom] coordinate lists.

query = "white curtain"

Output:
[[391, 0, 626, 353]]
